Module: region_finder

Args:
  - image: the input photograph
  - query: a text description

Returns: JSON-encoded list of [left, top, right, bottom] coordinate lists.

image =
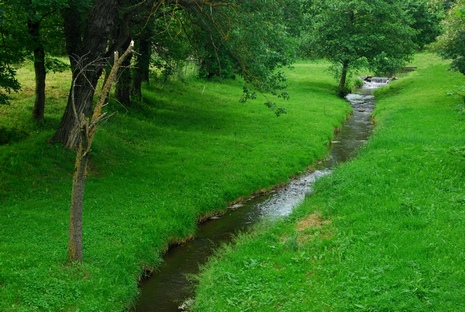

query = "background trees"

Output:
[[434, 0, 465, 108], [0, 2, 25, 105], [435, 0, 465, 74], [303, 0, 435, 96], [47, 0, 305, 148], [194, 0, 302, 84], [0, 0, 67, 117], [1, 0, 448, 136], [25, 0, 67, 122], [190, 0, 303, 114], [407, 0, 443, 50]]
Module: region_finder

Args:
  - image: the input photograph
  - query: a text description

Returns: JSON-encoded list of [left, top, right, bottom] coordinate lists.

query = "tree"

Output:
[[51, 0, 235, 149], [434, 0, 465, 74], [185, 0, 303, 115], [119, 0, 301, 109], [1, 0, 67, 118], [305, 0, 417, 96], [51, 0, 126, 149], [68, 42, 134, 263], [406, 0, 443, 50], [0, 2, 24, 104], [193, 0, 303, 90], [121, 5, 192, 105], [25, 0, 68, 122]]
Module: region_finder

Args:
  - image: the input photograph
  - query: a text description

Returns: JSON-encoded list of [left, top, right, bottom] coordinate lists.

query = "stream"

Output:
[[134, 79, 388, 311]]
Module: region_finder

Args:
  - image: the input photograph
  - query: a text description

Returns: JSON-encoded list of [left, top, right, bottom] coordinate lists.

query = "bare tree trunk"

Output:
[[32, 49, 46, 121], [67, 42, 134, 263], [67, 124, 89, 262]]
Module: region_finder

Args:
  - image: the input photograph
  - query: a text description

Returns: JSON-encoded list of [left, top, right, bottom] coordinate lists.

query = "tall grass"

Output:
[[192, 53, 465, 311], [0, 60, 349, 310]]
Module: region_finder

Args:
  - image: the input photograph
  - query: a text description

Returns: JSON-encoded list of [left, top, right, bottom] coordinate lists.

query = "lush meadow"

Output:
[[0, 61, 350, 310], [192, 54, 465, 311]]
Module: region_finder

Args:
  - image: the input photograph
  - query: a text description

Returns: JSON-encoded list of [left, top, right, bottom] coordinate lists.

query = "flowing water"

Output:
[[134, 81, 386, 311]]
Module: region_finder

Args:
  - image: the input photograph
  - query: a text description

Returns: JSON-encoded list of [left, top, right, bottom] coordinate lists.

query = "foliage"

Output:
[[304, 0, 417, 93], [0, 65, 21, 105], [434, 0, 465, 105], [192, 0, 303, 91], [434, 0, 465, 75], [238, 0, 302, 113], [44, 57, 69, 73], [406, 0, 443, 50], [0, 2, 25, 104], [149, 9, 192, 81]]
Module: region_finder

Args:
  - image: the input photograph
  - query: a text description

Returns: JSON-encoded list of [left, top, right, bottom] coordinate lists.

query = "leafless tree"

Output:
[[68, 42, 134, 263]]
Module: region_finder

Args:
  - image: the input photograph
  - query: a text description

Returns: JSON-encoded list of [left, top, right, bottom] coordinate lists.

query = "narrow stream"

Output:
[[134, 80, 387, 311]]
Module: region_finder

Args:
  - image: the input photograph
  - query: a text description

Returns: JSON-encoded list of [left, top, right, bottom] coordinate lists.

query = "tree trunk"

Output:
[[32, 48, 46, 122], [132, 37, 151, 101], [68, 123, 89, 262], [51, 0, 120, 149], [52, 67, 103, 149], [27, 17, 46, 122], [338, 60, 350, 97], [67, 42, 134, 263], [116, 40, 133, 106], [115, 58, 132, 106]]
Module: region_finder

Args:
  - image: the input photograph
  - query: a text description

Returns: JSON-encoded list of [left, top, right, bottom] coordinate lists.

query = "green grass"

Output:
[[0, 60, 349, 310], [192, 53, 465, 312]]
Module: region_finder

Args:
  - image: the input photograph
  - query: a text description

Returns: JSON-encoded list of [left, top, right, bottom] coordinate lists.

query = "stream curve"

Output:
[[134, 80, 386, 311]]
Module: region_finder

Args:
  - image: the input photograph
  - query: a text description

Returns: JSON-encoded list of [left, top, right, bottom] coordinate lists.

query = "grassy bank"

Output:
[[192, 53, 465, 311], [0, 61, 349, 310]]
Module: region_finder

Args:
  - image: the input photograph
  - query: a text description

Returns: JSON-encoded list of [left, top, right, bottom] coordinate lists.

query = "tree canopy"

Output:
[[0, 0, 453, 128], [435, 0, 465, 74], [0, 1, 25, 104], [42, 0, 305, 148], [304, 0, 421, 95]]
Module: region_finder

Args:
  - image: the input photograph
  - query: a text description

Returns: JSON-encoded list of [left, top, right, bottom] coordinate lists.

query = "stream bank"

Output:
[[134, 80, 387, 311]]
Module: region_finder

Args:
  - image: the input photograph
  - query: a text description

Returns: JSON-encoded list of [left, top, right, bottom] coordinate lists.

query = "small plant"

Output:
[[353, 77, 364, 88]]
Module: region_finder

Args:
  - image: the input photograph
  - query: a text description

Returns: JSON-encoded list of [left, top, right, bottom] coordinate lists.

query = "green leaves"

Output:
[[305, 0, 418, 89], [435, 0, 465, 75], [194, 0, 302, 93], [239, 86, 257, 103], [0, 65, 20, 105]]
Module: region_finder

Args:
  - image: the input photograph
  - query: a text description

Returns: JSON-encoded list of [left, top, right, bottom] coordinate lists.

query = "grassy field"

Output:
[[0, 61, 350, 310], [192, 53, 465, 311]]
